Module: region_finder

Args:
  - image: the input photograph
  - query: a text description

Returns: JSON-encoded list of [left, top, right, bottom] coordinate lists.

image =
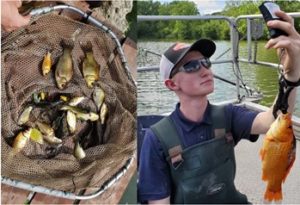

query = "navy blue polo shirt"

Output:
[[138, 102, 259, 202]]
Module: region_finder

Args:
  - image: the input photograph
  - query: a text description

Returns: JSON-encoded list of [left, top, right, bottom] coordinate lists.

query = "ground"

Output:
[[235, 136, 300, 204]]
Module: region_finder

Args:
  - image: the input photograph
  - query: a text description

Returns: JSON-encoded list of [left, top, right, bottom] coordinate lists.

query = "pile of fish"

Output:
[[11, 42, 108, 160], [42, 42, 100, 89]]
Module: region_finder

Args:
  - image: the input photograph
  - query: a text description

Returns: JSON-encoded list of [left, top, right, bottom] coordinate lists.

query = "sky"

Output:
[[158, 0, 227, 15], [191, 0, 227, 15]]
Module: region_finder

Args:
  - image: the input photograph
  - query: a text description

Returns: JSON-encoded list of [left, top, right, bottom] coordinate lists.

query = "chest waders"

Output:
[[151, 105, 248, 204]]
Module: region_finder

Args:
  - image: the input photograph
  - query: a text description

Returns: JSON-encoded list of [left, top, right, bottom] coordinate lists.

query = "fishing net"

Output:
[[1, 13, 136, 192]]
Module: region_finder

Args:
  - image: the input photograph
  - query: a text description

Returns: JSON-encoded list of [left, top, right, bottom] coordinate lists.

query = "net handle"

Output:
[[1, 157, 135, 200]]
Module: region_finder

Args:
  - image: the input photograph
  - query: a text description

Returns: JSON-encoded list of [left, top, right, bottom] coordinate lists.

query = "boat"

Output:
[[137, 12, 300, 203]]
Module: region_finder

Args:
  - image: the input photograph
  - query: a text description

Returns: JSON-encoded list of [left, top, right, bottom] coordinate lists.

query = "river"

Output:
[[137, 40, 300, 116]]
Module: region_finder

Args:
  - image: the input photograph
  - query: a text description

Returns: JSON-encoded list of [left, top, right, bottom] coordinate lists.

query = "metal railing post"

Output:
[[230, 18, 241, 101], [247, 18, 252, 62]]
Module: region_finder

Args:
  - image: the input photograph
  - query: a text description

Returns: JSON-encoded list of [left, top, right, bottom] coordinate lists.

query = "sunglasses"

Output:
[[170, 58, 211, 78]]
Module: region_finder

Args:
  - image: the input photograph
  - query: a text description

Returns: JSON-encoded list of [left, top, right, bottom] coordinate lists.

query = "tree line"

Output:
[[137, 0, 300, 41]]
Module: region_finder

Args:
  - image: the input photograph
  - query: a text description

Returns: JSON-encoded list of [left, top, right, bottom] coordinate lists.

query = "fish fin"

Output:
[[80, 41, 93, 52], [260, 148, 268, 181], [260, 149, 265, 160], [264, 189, 282, 202], [60, 40, 74, 49], [261, 172, 268, 181], [283, 153, 296, 183]]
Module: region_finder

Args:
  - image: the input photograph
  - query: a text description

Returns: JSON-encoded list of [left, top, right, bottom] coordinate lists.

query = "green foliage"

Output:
[[224, 0, 260, 16], [276, 0, 300, 33], [138, 1, 200, 40], [137, 0, 300, 40], [126, 1, 137, 42], [137, 0, 161, 40], [223, 1, 260, 35]]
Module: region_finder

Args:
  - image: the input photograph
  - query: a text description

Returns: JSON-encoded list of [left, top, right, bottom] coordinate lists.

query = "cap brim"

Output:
[[189, 39, 216, 58], [169, 39, 216, 78]]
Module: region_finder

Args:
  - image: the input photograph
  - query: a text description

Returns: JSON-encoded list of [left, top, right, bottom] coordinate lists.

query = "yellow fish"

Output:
[[42, 51, 52, 76], [12, 128, 32, 155], [82, 44, 100, 88], [260, 113, 296, 202], [55, 47, 73, 89]]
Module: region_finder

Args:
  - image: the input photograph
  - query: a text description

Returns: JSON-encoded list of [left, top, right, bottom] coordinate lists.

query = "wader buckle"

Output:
[[168, 145, 183, 169]]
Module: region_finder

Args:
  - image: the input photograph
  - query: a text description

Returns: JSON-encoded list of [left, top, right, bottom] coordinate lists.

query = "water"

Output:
[[137, 41, 300, 116]]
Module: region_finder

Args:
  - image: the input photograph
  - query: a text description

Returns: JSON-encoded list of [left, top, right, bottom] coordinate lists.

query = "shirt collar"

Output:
[[171, 102, 212, 132]]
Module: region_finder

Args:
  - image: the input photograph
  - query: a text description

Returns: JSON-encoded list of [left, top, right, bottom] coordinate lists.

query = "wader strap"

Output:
[[151, 117, 183, 169], [211, 104, 233, 142], [150, 105, 232, 168]]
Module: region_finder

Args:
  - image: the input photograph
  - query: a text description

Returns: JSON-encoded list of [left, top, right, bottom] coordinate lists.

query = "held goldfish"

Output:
[[260, 113, 296, 202]]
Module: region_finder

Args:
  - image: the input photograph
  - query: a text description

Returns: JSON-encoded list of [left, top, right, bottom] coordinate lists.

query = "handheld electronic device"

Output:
[[259, 1, 288, 38]]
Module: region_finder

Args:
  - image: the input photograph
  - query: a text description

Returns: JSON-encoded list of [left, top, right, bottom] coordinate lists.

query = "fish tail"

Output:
[[81, 41, 93, 52], [60, 40, 74, 49], [264, 189, 282, 202], [260, 149, 268, 181]]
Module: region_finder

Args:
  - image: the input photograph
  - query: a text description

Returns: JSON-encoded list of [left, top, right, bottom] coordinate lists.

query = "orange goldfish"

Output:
[[260, 113, 296, 202]]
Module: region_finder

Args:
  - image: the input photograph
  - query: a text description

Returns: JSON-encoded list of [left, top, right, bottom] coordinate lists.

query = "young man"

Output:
[[138, 10, 300, 204]]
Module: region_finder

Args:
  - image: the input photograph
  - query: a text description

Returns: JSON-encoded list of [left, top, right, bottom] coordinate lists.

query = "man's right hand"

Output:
[[265, 10, 300, 82]]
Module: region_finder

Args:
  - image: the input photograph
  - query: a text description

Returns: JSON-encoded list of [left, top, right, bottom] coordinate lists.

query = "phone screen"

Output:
[[264, 2, 280, 19]]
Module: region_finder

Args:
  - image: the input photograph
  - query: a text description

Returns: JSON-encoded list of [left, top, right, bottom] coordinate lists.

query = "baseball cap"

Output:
[[159, 39, 216, 81]]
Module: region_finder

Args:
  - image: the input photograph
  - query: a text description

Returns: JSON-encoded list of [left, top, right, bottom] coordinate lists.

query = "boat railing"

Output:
[[236, 13, 300, 68], [137, 13, 300, 101]]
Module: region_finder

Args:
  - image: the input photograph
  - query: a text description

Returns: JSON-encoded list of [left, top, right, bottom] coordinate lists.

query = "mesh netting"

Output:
[[1, 14, 136, 192]]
